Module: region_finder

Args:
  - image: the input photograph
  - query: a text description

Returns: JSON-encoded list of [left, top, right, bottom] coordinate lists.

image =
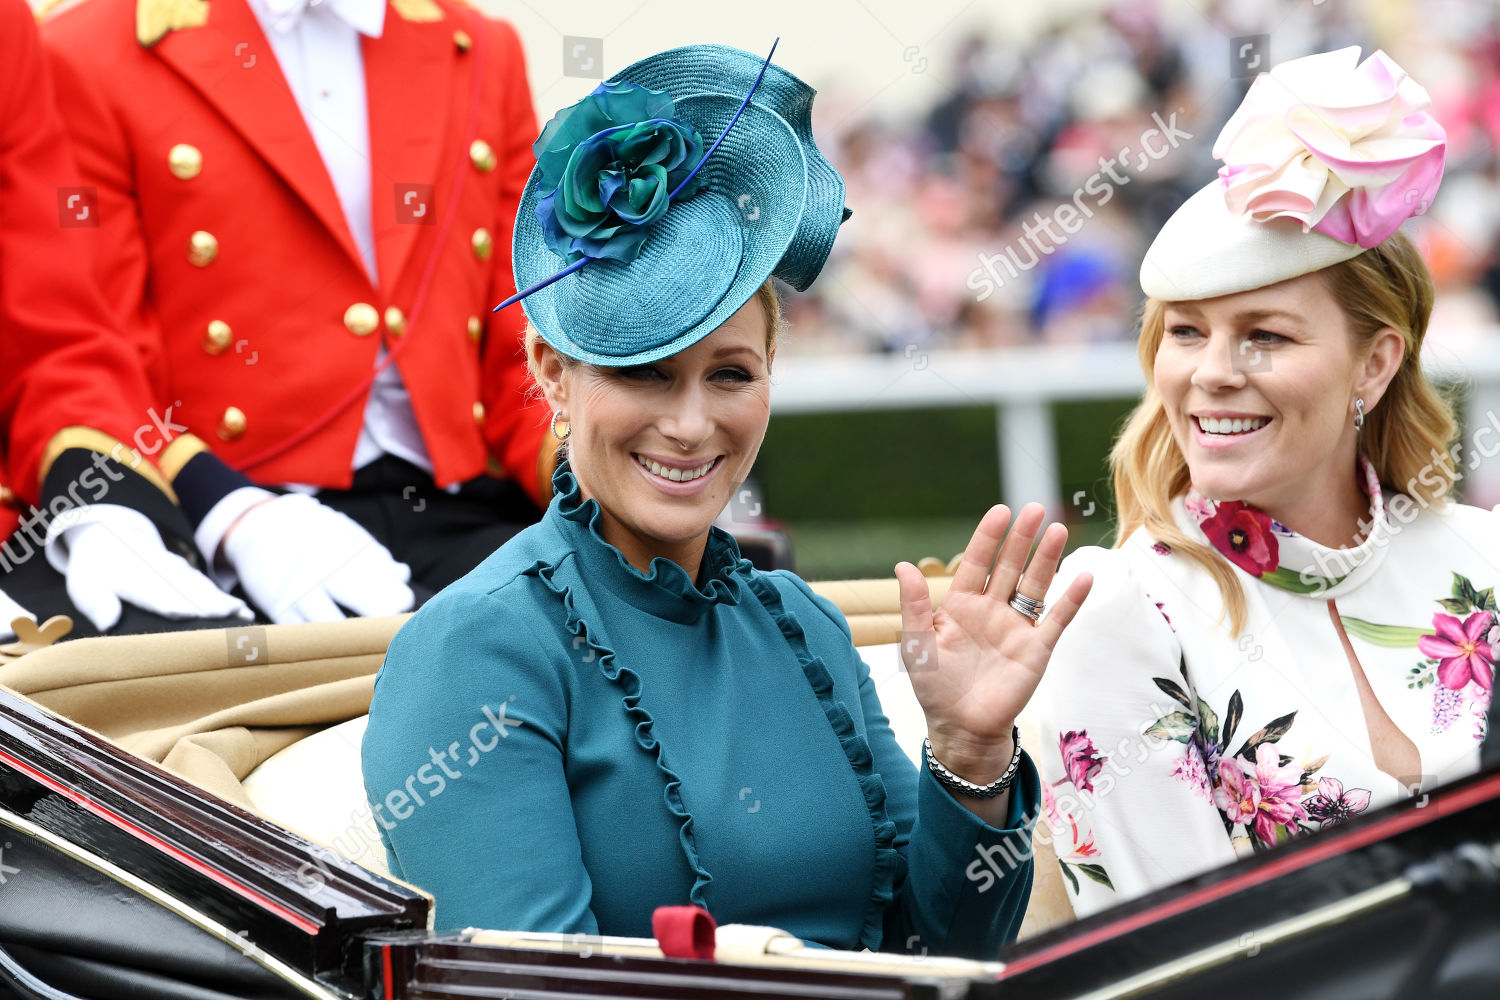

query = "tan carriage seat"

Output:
[[0, 572, 1074, 941]]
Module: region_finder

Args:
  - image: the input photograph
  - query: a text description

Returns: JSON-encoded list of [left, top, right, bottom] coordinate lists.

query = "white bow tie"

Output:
[[264, 0, 386, 37]]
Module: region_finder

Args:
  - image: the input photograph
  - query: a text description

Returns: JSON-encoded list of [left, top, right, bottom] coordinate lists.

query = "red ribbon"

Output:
[[652, 904, 716, 961]]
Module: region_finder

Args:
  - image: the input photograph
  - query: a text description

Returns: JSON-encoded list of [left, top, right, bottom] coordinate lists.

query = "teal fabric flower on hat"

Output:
[[533, 81, 708, 263], [503, 43, 850, 367]]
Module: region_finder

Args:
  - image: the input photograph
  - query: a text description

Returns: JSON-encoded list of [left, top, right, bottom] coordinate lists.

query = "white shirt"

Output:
[[197, 0, 443, 575], [246, 0, 433, 477], [1034, 475, 1498, 917]]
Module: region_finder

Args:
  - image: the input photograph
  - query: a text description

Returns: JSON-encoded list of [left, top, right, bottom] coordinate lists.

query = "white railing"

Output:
[[770, 341, 1500, 515]]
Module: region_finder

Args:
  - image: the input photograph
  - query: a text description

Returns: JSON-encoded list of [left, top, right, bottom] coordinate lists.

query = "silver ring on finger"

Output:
[[1009, 590, 1044, 623]]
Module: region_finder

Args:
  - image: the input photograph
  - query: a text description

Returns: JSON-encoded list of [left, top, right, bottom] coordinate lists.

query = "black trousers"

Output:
[[0, 457, 540, 639]]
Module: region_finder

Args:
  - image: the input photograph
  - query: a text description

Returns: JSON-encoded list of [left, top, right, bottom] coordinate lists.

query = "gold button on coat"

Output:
[[188, 230, 218, 267], [0, 484, 13, 508], [384, 306, 407, 337], [204, 319, 233, 355], [218, 406, 247, 440], [168, 144, 203, 180], [469, 139, 497, 173], [467, 315, 483, 342], [344, 302, 379, 337], [453, 29, 472, 52], [472, 401, 486, 426], [471, 227, 493, 261]]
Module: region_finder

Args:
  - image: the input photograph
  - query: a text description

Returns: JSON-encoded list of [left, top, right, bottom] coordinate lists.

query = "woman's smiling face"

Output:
[[535, 294, 773, 575], [1154, 272, 1382, 527]]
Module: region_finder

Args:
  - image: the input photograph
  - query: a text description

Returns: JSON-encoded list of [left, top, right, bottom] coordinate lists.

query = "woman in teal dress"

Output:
[[362, 43, 1093, 959]]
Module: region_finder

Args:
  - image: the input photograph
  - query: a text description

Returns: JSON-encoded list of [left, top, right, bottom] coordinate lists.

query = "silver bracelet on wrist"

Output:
[[924, 726, 1022, 799]]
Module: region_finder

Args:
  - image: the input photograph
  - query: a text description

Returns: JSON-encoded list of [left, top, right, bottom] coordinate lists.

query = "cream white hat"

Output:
[[1139, 183, 1366, 300], [1140, 46, 1446, 302]]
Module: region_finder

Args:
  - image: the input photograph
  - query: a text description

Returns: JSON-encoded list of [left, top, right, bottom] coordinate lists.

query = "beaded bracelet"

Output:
[[924, 726, 1022, 799]]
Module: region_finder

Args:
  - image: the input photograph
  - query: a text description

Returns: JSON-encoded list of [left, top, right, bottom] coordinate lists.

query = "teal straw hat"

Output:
[[502, 43, 849, 366]]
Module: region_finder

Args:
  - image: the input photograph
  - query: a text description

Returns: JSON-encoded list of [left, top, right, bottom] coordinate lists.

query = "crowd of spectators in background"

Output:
[[779, 0, 1500, 357]]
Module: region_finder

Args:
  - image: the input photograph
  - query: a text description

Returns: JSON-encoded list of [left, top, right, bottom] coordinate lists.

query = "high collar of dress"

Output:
[[1177, 454, 1395, 598], [545, 457, 749, 625]]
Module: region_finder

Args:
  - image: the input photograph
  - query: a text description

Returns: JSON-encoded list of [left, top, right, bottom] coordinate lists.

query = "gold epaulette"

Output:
[[391, 0, 444, 22], [137, 0, 208, 47]]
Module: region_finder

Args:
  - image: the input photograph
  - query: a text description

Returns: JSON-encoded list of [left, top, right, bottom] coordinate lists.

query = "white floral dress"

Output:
[[1035, 460, 1498, 916]]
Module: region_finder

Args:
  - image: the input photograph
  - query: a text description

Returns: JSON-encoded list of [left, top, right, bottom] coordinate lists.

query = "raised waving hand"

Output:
[[895, 503, 1093, 788]]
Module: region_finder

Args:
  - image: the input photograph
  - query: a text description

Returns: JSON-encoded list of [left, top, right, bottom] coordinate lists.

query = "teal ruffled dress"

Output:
[[363, 461, 1039, 958]]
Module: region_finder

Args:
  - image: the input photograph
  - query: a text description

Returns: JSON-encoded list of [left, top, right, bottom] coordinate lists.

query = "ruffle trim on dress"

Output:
[[530, 557, 715, 909], [745, 573, 904, 951], [551, 460, 746, 613]]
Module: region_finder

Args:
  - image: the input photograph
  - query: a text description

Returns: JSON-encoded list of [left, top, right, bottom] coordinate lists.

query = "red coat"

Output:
[[41, 0, 552, 503], [0, 0, 174, 542]]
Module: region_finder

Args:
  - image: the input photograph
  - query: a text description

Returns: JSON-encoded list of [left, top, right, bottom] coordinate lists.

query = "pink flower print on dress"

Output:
[[1418, 610, 1495, 692], [1185, 494, 1217, 522], [1212, 756, 1261, 827], [1214, 744, 1309, 846], [1058, 730, 1107, 794], [1247, 743, 1310, 846], [1170, 741, 1212, 800], [1064, 815, 1099, 860], [1303, 776, 1371, 828], [1044, 781, 1102, 861]]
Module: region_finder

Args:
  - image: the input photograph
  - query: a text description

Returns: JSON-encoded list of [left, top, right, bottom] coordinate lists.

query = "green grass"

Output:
[[758, 382, 1498, 579], [756, 399, 1137, 580], [784, 516, 979, 580], [786, 515, 1117, 581]]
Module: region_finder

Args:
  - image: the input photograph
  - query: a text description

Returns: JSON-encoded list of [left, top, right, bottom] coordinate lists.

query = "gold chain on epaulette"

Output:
[[391, 0, 444, 22], [136, 0, 208, 46]]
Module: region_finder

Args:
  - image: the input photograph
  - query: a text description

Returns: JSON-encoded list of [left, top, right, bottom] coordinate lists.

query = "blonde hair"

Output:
[[522, 279, 784, 387], [1111, 231, 1458, 635]]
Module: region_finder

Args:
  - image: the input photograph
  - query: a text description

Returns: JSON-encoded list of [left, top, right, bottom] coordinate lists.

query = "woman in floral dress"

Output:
[[1034, 46, 1497, 917]]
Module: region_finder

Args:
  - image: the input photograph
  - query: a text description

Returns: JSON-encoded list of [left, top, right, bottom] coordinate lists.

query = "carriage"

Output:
[[2, 571, 1498, 999]]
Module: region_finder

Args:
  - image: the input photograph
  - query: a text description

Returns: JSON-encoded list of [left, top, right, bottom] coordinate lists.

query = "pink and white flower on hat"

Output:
[[1213, 47, 1446, 249]]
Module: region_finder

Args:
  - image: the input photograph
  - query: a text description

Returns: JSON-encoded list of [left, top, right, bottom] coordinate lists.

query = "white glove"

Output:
[[45, 504, 252, 632], [221, 493, 415, 625], [0, 587, 34, 641]]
